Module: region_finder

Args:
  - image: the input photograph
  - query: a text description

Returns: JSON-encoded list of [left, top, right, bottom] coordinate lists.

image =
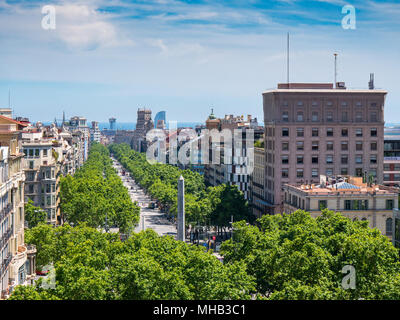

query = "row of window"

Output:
[[281, 101, 378, 108], [23, 148, 49, 158], [282, 154, 378, 165], [282, 141, 378, 152], [282, 167, 377, 178], [282, 127, 378, 137], [282, 111, 380, 122], [318, 199, 394, 211]]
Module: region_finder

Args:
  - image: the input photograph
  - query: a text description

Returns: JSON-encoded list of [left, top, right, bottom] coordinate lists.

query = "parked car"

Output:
[[36, 270, 49, 276]]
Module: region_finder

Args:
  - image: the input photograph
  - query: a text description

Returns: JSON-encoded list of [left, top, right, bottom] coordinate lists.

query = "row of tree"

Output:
[[109, 143, 255, 232], [10, 224, 255, 300], [60, 143, 140, 233]]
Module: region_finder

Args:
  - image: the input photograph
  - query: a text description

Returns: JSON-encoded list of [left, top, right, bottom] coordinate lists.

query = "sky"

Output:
[[0, 0, 399, 123]]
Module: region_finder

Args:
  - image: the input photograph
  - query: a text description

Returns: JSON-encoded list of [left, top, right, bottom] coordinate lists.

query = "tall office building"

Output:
[[90, 121, 101, 143], [109, 118, 116, 131], [154, 111, 166, 129], [263, 82, 387, 214]]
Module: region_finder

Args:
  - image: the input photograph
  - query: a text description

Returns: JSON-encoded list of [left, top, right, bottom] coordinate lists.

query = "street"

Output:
[[111, 156, 177, 237]]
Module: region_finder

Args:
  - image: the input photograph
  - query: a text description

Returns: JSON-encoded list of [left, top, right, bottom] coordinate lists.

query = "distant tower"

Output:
[[154, 111, 166, 129], [54, 117, 58, 127], [62, 111, 66, 126], [177, 175, 185, 242], [109, 117, 116, 131]]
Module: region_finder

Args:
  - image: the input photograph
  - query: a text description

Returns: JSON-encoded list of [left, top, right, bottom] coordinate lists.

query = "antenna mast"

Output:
[[334, 53, 338, 88], [287, 32, 290, 88]]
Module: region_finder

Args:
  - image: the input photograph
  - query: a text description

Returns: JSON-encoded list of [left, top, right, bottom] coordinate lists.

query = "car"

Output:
[[36, 269, 49, 276]]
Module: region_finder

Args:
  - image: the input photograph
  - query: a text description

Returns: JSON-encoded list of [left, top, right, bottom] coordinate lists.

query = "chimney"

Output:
[[369, 73, 375, 90]]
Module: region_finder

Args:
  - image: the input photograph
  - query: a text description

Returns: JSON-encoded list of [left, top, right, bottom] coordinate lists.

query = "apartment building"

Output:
[[22, 123, 78, 225], [132, 108, 154, 152], [263, 82, 387, 214], [204, 112, 263, 200], [0, 115, 36, 299], [383, 126, 400, 187], [249, 145, 267, 217], [90, 121, 101, 143], [68, 116, 90, 162], [283, 176, 397, 241]]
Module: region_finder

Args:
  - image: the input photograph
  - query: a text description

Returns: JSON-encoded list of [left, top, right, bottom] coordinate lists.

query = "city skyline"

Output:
[[0, 0, 399, 122]]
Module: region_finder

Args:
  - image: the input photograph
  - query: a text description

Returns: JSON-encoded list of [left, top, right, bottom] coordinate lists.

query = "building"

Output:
[[383, 126, 400, 187], [204, 111, 263, 200], [132, 108, 154, 152], [249, 143, 267, 217], [109, 117, 116, 131], [0, 115, 36, 299], [67, 116, 90, 163], [90, 121, 101, 143], [114, 130, 135, 146], [283, 175, 397, 241], [154, 111, 166, 129], [263, 82, 387, 214]]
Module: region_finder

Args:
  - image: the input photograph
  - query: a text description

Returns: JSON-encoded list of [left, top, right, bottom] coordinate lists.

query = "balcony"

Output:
[[0, 204, 12, 222], [0, 253, 12, 277], [0, 226, 13, 250]]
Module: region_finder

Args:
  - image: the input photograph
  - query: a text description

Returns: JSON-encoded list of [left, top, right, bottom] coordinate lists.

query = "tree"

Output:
[[24, 199, 47, 228], [220, 209, 400, 300]]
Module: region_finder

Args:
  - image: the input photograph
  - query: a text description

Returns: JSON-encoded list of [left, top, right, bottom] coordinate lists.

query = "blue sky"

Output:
[[0, 0, 399, 123]]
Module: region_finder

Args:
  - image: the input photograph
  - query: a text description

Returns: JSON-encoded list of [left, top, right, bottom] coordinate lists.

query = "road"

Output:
[[111, 157, 177, 238]]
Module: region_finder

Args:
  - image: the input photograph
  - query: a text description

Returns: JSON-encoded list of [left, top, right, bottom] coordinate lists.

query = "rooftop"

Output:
[[263, 83, 387, 94]]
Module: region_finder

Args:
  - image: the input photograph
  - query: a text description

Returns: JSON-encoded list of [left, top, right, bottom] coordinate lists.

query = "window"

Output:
[[371, 142, 377, 151], [341, 155, 348, 164], [282, 111, 289, 122], [370, 112, 378, 122], [282, 101, 288, 106], [345, 200, 369, 210], [297, 156, 304, 164], [356, 155, 363, 164], [282, 128, 289, 137], [356, 112, 363, 122], [356, 101, 362, 107], [355, 168, 363, 177], [312, 112, 318, 122], [326, 128, 333, 136], [370, 169, 377, 177], [341, 128, 348, 137], [35, 149, 40, 157], [371, 128, 377, 137], [356, 141, 363, 151], [326, 142, 334, 151], [312, 141, 319, 151], [342, 112, 348, 122], [282, 156, 289, 164], [319, 200, 327, 210], [312, 155, 318, 164], [356, 128, 363, 137], [312, 101, 318, 106], [326, 168, 333, 176], [282, 169, 289, 178], [326, 155, 333, 164], [327, 101, 333, 106], [28, 184, 34, 194], [296, 141, 304, 151], [297, 112, 304, 122], [312, 128, 319, 137], [312, 168, 319, 178], [341, 168, 348, 175], [384, 164, 391, 171], [28, 149, 33, 157], [384, 174, 390, 181], [297, 101, 303, 106], [370, 155, 377, 164], [341, 101, 348, 107], [297, 128, 304, 137], [386, 218, 393, 236], [29, 161, 34, 170], [43, 149, 48, 157], [296, 169, 303, 178], [326, 111, 333, 122], [282, 142, 289, 151], [386, 200, 394, 210], [341, 141, 348, 151]]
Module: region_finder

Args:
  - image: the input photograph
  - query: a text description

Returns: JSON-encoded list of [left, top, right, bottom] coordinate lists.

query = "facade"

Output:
[[132, 108, 154, 152], [204, 112, 263, 200], [250, 146, 267, 217], [283, 176, 397, 241], [114, 130, 135, 146], [263, 83, 387, 214], [383, 126, 400, 187], [90, 121, 101, 143], [68, 116, 90, 162], [0, 115, 36, 299]]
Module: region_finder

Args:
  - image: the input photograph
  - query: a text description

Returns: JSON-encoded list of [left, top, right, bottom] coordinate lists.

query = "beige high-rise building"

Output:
[[263, 83, 387, 214]]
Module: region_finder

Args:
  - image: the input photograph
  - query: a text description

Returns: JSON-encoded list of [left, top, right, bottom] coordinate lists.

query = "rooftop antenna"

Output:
[[334, 53, 338, 88], [287, 32, 290, 88], [369, 73, 375, 90]]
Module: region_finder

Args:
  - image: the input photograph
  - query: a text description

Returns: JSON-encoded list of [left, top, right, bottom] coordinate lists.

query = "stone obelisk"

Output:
[[177, 175, 185, 242]]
